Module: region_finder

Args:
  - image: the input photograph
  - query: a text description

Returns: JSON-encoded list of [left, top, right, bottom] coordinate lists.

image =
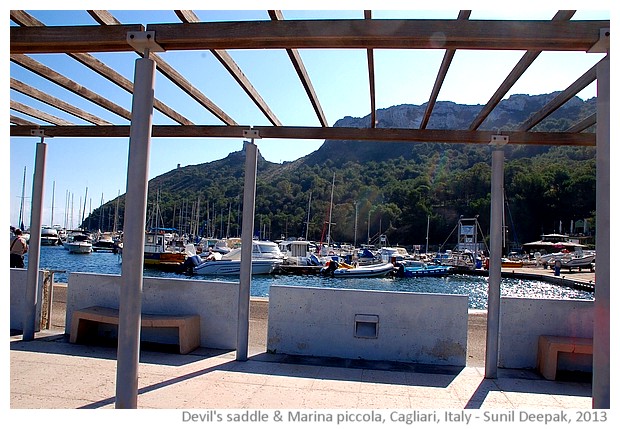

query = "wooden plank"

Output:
[[10, 100, 74, 126], [88, 9, 236, 126], [420, 10, 471, 130], [10, 24, 144, 53], [11, 78, 112, 125], [468, 10, 576, 131], [176, 10, 280, 126], [11, 54, 132, 121], [518, 61, 599, 131], [364, 10, 376, 129], [567, 113, 596, 133], [10, 115, 37, 126], [269, 10, 328, 127], [9, 124, 596, 146], [145, 19, 607, 51]]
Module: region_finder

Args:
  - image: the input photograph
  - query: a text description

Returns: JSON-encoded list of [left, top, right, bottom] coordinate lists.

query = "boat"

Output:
[[63, 231, 93, 253], [40, 227, 60, 246], [191, 258, 280, 276], [320, 260, 394, 278], [394, 261, 453, 277], [189, 239, 283, 276], [92, 232, 118, 252], [550, 251, 596, 271], [143, 230, 187, 269], [277, 240, 324, 274]]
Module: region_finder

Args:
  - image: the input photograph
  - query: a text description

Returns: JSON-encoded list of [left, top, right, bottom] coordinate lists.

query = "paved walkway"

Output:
[[11, 329, 592, 412]]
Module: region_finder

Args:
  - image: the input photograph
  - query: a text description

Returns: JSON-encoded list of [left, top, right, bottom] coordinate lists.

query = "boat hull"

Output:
[[193, 259, 279, 276], [400, 265, 453, 277], [322, 262, 394, 278], [64, 243, 92, 254]]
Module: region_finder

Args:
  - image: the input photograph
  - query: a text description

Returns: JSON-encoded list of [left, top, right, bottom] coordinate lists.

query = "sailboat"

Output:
[[143, 190, 188, 269]]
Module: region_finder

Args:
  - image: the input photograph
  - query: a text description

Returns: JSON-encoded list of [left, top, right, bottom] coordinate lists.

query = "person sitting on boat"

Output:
[[205, 249, 222, 261], [10, 228, 28, 268]]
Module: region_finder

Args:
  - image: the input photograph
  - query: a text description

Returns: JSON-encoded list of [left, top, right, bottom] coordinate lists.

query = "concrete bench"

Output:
[[70, 306, 200, 354], [537, 335, 593, 380]]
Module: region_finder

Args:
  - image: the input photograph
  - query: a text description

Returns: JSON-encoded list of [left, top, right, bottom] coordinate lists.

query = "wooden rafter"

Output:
[[10, 53, 132, 121], [11, 115, 38, 126], [87, 10, 237, 126], [9, 124, 595, 147], [11, 100, 75, 126], [268, 10, 328, 127], [175, 10, 281, 126], [12, 10, 192, 125], [567, 114, 596, 133], [364, 10, 376, 128], [518, 60, 599, 131], [420, 10, 471, 130], [11, 78, 113, 125], [468, 10, 576, 131]]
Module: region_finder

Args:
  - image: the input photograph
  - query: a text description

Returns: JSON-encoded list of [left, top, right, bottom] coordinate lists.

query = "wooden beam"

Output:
[[11, 10, 191, 126], [89, 9, 237, 126], [9, 124, 595, 146], [364, 10, 376, 128], [567, 113, 596, 133], [144, 19, 607, 51], [518, 60, 599, 131], [11, 115, 38, 126], [10, 24, 144, 53], [420, 10, 471, 130], [269, 10, 328, 127], [175, 10, 281, 126], [468, 10, 576, 131], [10, 100, 75, 126], [11, 78, 112, 125], [11, 54, 132, 121]]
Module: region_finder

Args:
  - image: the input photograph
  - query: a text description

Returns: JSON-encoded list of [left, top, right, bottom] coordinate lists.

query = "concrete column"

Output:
[[592, 55, 609, 409], [485, 136, 507, 378], [237, 140, 258, 361], [22, 138, 47, 341], [115, 56, 156, 409]]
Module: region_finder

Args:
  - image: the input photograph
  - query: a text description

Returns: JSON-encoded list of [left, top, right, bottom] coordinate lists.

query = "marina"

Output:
[[27, 245, 594, 311]]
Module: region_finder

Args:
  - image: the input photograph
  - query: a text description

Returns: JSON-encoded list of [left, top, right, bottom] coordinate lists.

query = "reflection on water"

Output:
[[31, 245, 593, 310]]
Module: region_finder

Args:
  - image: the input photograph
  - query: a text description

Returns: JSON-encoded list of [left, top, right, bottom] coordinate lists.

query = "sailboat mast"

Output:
[[327, 172, 335, 247], [305, 191, 312, 241], [81, 187, 88, 229], [50, 180, 55, 226], [18, 166, 26, 230]]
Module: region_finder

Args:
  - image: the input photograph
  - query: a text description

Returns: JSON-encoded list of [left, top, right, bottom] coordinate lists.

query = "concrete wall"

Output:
[[10, 268, 48, 331], [267, 285, 469, 366], [65, 272, 239, 350], [499, 297, 594, 370]]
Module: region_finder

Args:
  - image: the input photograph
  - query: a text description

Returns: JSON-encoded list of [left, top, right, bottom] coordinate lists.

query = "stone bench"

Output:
[[537, 335, 593, 380], [70, 306, 200, 354]]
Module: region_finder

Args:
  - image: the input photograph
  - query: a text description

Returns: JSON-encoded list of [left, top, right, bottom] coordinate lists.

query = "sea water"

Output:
[[28, 245, 593, 310]]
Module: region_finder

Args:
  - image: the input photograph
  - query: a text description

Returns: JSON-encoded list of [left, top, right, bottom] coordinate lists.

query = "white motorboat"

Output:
[[40, 227, 60, 246], [190, 239, 283, 275], [63, 231, 93, 253], [321, 261, 394, 278], [191, 258, 280, 275]]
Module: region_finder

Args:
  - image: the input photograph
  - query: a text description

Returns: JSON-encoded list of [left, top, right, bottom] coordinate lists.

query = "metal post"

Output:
[[237, 135, 259, 361], [592, 54, 609, 409], [115, 55, 156, 409], [485, 135, 507, 378], [23, 135, 47, 341]]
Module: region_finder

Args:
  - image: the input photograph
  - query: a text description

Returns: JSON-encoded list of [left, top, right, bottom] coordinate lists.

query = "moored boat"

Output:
[[395, 261, 453, 277], [40, 227, 60, 246], [63, 231, 93, 253], [320, 260, 394, 278]]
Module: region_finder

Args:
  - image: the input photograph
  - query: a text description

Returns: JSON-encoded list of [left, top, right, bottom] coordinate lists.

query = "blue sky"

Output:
[[7, 4, 611, 230]]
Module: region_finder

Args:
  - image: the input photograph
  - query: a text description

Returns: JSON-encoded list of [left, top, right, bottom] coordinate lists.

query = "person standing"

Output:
[[10, 228, 28, 268]]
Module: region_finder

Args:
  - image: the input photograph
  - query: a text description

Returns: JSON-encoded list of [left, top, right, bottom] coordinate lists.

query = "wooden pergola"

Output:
[[10, 10, 610, 409]]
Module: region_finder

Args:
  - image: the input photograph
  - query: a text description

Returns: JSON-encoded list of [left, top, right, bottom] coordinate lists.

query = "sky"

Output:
[[6, 2, 612, 231]]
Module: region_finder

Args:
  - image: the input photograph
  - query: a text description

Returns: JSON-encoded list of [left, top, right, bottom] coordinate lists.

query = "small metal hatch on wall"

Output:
[[354, 314, 379, 339]]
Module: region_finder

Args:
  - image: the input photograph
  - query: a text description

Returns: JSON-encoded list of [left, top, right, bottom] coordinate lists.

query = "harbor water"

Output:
[[27, 245, 593, 310]]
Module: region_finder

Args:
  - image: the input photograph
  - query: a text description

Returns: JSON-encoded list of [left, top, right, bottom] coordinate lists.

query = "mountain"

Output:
[[88, 93, 597, 251]]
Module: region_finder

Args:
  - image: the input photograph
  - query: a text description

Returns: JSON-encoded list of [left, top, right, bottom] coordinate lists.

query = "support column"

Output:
[[592, 54, 609, 409], [115, 55, 156, 409], [237, 134, 259, 361], [22, 134, 47, 341], [485, 135, 507, 378]]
